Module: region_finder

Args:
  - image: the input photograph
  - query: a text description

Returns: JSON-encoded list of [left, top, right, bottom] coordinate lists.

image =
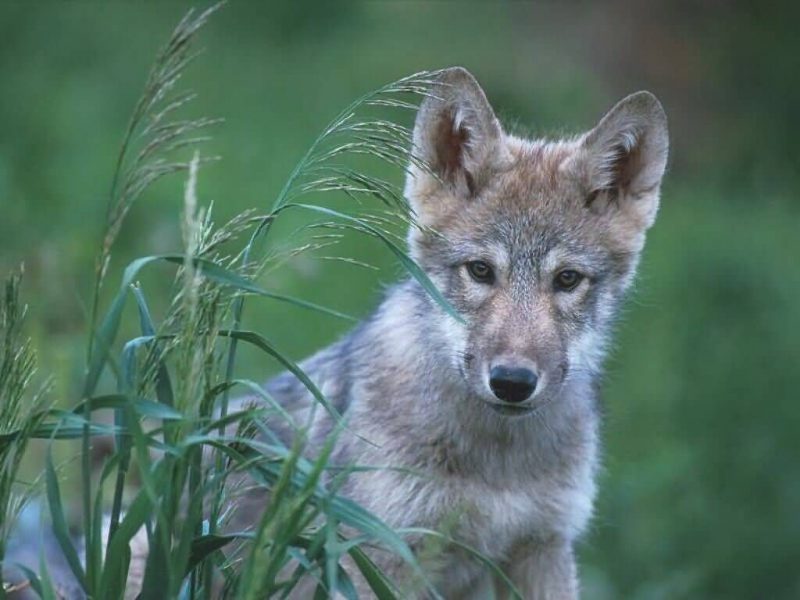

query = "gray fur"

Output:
[[239, 68, 670, 598]]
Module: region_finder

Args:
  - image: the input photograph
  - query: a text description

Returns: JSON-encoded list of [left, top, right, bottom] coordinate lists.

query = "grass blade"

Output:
[[288, 204, 463, 323], [160, 255, 357, 322], [217, 329, 340, 422], [99, 480, 156, 599], [185, 533, 249, 577], [44, 450, 87, 592], [348, 545, 399, 600], [132, 284, 175, 407]]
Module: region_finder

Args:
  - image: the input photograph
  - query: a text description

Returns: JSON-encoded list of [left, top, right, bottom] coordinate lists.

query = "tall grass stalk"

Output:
[[0, 270, 50, 598], [81, 5, 222, 594]]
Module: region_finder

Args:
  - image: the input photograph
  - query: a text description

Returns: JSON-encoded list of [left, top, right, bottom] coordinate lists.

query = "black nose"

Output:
[[489, 366, 538, 403]]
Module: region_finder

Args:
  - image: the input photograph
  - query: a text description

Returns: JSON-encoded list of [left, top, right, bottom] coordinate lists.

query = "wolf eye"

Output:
[[554, 269, 583, 291], [466, 260, 495, 284]]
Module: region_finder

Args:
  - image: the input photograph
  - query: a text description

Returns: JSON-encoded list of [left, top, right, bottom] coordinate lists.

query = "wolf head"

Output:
[[404, 67, 668, 416]]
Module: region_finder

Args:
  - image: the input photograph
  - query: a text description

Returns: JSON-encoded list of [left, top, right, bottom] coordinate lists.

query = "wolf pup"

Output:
[[252, 67, 669, 598]]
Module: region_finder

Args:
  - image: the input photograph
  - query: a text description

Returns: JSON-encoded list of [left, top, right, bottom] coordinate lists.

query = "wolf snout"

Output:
[[489, 364, 538, 403]]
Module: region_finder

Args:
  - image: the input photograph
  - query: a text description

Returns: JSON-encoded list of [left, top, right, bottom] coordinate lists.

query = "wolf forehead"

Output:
[[414, 140, 627, 279], [441, 139, 606, 235], [410, 136, 589, 223]]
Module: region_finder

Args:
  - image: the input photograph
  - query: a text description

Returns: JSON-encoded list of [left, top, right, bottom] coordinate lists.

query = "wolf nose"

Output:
[[489, 366, 538, 403]]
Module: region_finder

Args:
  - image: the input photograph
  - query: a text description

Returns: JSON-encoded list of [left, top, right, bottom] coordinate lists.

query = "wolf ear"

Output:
[[405, 67, 510, 211], [580, 91, 669, 229]]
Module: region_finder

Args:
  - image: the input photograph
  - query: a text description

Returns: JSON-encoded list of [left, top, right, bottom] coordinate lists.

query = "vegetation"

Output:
[[1, 2, 798, 599]]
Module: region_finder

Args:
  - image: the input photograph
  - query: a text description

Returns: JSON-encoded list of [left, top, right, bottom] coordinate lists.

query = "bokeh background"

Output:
[[1, 2, 798, 598]]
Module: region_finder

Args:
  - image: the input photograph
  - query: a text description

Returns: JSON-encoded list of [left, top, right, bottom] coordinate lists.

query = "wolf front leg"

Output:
[[498, 538, 578, 600]]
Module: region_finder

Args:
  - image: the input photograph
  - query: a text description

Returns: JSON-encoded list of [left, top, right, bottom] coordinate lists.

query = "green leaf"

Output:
[[348, 545, 398, 600], [85, 255, 163, 397], [132, 284, 175, 408], [131, 398, 184, 420], [217, 330, 341, 422], [324, 494, 422, 586], [334, 565, 359, 600], [139, 520, 171, 600], [45, 450, 87, 593], [70, 393, 183, 421], [20, 419, 118, 441], [99, 483, 155, 599], [34, 557, 57, 600], [14, 564, 46, 600], [185, 533, 250, 576], [289, 203, 463, 323], [161, 255, 357, 321]]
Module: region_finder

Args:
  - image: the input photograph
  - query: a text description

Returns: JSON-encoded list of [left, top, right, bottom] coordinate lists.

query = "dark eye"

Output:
[[554, 269, 583, 291], [466, 260, 495, 284]]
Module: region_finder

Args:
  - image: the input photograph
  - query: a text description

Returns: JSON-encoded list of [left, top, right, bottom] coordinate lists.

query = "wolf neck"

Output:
[[342, 280, 599, 470]]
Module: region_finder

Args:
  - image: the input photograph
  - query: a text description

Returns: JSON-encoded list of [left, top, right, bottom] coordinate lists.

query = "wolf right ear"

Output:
[[405, 68, 510, 215], [580, 91, 669, 230]]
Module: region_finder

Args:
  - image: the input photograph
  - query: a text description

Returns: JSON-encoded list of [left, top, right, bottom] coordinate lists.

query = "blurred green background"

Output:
[[1, 2, 798, 598]]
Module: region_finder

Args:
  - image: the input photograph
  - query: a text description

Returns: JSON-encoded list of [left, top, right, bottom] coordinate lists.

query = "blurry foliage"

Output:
[[0, 1, 798, 598]]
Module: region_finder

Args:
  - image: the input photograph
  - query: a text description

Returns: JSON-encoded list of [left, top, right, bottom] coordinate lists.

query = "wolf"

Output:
[[238, 67, 670, 598], [4, 68, 668, 599]]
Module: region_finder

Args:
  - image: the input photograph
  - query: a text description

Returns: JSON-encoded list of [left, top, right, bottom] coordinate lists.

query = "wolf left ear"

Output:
[[580, 91, 669, 229], [405, 67, 511, 214]]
